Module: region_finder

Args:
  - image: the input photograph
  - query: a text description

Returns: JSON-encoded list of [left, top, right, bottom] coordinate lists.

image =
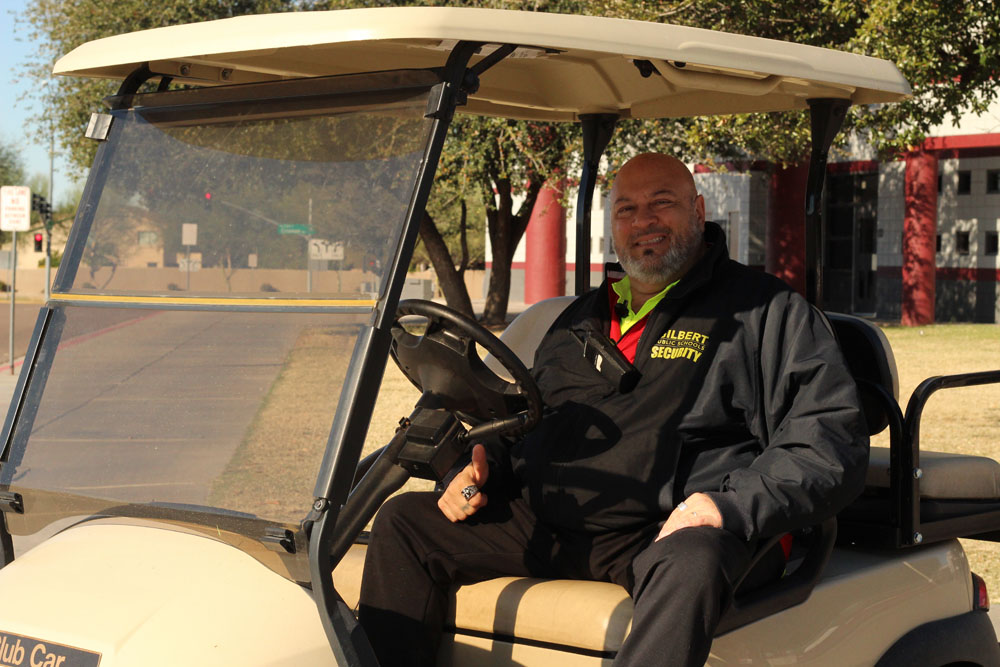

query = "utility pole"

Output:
[[46, 117, 54, 302]]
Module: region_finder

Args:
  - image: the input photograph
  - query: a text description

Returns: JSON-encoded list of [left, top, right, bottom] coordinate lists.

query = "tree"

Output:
[[426, 116, 575, 323], [16, 0, 300, 176], [586, 0, 1000, 165], [0, 141, 25, 187], [20, 0, 1000, 318]]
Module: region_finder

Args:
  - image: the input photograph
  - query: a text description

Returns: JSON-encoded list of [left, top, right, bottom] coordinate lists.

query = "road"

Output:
[[6, 310, 309, 505], [0, 307, 368, 558], [0, 302, 144, 369]]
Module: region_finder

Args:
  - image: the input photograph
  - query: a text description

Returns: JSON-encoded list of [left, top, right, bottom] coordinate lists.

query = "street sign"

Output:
[[278, 224, 314, 235], [0, 186, 31, 232], [308, 239, 345, 261], [182, 223, 198, 246]]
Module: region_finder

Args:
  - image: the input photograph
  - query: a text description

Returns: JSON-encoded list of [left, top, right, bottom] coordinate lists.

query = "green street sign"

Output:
[[278, 224, 314, 235]]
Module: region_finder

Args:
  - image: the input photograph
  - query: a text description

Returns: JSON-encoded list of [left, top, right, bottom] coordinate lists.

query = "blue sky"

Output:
[[1, 0, 80, 203]]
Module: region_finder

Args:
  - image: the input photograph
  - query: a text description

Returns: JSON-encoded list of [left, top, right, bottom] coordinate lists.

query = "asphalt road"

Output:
[[6, 310, 307, 507], [0, 302, 145, 369]]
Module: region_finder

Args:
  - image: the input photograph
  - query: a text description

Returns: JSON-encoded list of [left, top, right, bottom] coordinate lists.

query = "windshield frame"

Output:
[[0, 67, 449, 586]]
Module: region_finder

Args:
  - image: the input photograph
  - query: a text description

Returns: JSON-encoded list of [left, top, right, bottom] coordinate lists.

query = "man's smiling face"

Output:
[[610, 154, 706, 291]]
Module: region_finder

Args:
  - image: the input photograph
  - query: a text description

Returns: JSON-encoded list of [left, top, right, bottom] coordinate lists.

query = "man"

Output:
[[359, 153, 869, 666]]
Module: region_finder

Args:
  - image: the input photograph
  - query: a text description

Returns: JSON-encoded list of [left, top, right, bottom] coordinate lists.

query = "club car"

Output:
[[0, 7, 998, 666]]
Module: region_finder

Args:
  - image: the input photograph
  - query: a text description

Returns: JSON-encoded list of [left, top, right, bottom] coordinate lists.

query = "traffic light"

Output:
[[30, 194, 52, 227], [203, 192, 213, 210], [34, 233, 43, 252]]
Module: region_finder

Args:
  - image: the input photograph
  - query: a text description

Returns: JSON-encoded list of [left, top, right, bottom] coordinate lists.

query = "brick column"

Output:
[[902, 149, 938, 326], [524, 180, 566, 304], [766, 163, 808, 295]]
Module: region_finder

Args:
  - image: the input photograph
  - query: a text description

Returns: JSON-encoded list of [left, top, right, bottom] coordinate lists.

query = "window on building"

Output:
[[957, 170, 972, 195], [986, 231, 999, 256], [138, 230, 159, 246], [592, 236, 604, 255], [936, 234, 942, 252], [956, 231, 970, 255], [988, 170, 1000, 194]]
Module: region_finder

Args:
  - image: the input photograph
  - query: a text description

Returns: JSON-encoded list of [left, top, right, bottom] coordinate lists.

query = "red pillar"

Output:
[[902, 149, 938, 326], [766, 163, 808, 296], [524, 180, 566, 304]]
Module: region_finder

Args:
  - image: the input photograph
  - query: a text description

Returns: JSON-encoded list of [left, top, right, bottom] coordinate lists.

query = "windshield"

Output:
[[0, 71, 437, 582]]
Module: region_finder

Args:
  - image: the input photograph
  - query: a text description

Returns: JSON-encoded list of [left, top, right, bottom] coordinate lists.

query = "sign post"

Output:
[[1, 186, 31, 375], [309, 238, 345, 293], [181, 223, 198, 290]]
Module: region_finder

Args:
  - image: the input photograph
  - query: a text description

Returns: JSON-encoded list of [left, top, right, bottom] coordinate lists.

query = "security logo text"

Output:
[[650, 329, 709, 363]]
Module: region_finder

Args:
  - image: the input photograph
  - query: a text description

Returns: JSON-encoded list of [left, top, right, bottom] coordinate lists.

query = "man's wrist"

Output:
[[702, 490, 750, 540]]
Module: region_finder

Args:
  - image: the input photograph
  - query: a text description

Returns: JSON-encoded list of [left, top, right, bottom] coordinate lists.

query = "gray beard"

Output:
[[617, 219, 704, 286]]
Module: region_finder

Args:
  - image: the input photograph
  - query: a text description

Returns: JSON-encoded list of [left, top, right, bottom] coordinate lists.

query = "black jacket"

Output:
[[508, 222, 869, 542]]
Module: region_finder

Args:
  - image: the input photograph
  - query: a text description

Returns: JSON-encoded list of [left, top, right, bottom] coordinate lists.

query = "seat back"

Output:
[[484, 296, 575, 376], [825, 312, 899, 435]]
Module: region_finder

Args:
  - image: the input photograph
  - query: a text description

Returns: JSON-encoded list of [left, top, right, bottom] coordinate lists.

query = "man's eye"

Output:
[[615, 206, 634, 216]]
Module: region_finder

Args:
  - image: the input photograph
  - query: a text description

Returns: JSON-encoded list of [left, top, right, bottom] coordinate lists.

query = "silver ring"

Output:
[[461, 485, 480, 501], [677, 501, 688, 511]]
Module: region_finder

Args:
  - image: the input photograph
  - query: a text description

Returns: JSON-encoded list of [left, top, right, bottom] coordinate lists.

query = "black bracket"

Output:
[[425, 41, 485, 120], [261, 526, 296, 554], [396, 408, 465, 481], [0, 491, 24, 514]]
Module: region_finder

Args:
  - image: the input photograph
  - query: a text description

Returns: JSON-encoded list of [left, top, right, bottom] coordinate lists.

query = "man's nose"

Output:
[[634, 203, 660, 227]]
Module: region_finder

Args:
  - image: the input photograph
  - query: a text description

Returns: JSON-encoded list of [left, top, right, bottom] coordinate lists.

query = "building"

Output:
[[487, 100, 1000, 324]]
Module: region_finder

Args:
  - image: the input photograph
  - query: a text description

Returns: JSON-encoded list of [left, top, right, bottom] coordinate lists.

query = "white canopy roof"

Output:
[[54, 7, 910, 121]]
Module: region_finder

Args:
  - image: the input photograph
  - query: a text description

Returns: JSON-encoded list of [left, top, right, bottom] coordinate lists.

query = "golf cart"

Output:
[[0, 6, 998, 665]]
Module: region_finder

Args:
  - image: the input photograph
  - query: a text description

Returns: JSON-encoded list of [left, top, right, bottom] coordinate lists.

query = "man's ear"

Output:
[[695, 194, 706, 226]]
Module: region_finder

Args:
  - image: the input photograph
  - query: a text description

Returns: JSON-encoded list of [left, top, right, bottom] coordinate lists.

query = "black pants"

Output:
[[358, 491, 779, 667]]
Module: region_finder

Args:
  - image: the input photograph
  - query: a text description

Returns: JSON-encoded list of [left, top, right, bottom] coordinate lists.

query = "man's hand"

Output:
[[657, 492, 723, 541], [438, 444, 489, 522]]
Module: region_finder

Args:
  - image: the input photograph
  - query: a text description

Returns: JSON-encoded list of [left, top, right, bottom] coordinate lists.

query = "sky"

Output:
[[1, 0, 80, 204]]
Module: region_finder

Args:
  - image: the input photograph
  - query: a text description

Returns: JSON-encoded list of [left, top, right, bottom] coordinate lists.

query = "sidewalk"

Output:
[[0, 368, 18, 423]]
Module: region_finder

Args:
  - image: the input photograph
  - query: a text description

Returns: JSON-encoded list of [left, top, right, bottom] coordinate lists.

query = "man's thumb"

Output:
[[470, 444, 489, 485]]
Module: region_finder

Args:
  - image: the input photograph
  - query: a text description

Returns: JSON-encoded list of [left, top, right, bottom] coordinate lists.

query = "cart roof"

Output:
[[54, 7, 910, 122]]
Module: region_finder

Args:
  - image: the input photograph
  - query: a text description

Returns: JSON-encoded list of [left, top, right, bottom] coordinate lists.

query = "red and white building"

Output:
[[487, 102, 1000, 324]]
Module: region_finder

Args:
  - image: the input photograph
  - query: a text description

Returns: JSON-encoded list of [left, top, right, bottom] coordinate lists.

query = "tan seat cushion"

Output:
[[334, 544, 633, 653], [866, 446, 1000, 500]]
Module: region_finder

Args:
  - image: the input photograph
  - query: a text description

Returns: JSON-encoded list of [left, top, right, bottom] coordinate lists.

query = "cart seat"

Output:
[[333, 543, 634, 654], [827, 313, 1000, 503], [866, 448, 1000, 500], [484, 296, 576, 378]]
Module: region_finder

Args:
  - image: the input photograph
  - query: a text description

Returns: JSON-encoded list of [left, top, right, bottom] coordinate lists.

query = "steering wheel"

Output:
[[390, 299, 543, 438]]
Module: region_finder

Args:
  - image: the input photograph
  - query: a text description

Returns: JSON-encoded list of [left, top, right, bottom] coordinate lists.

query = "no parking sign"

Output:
[[0, 186, 31, 232]]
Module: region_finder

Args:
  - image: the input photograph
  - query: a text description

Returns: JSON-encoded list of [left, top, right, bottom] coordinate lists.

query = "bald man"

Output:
[[359, 154, 868, 666]]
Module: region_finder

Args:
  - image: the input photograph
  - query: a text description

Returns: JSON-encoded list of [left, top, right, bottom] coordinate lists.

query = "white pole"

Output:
[[307, 197, 313, 293], [9, 231, 16, 375]]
